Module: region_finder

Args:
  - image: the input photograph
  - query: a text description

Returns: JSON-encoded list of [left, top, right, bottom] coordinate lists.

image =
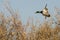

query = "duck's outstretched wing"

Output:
[[45, 16, 47, 19], [45, 4, 47, 8]]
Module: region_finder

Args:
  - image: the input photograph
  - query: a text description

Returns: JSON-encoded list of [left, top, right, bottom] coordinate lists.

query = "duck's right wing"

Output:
[[45, 4, 47, 8]]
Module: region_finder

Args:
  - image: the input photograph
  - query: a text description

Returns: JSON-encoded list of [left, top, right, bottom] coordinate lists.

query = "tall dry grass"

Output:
[[0, 3, 60, 40]]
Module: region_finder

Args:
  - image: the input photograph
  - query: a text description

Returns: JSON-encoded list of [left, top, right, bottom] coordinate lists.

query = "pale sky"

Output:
[[0, 0, 60, 24]]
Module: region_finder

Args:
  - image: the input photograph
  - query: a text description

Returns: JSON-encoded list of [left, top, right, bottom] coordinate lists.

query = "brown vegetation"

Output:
[[0, 3, 60, 40]]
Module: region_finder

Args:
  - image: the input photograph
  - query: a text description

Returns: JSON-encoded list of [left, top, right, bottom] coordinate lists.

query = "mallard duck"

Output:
[[35, 4, 50, 19]]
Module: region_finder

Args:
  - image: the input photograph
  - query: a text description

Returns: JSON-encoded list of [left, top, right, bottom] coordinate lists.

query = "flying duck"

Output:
[[35, 4, 50, 19]]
